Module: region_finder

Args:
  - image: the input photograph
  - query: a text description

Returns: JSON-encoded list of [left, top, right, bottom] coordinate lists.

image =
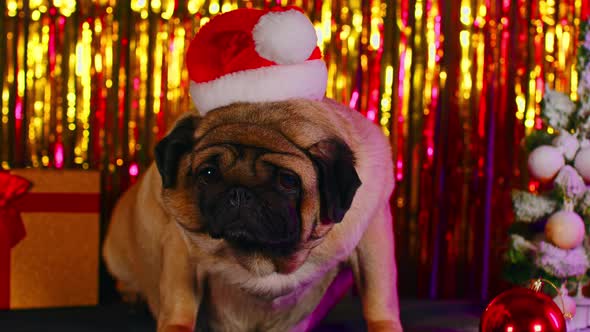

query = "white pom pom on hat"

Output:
[[185, 6, 327, 114], [252, 9, 318, 65]]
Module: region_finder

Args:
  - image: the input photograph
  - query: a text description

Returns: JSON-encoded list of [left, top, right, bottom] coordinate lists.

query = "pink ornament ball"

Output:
[[545, 211, 586, 250], [574, 147, 590, 182], [553, 293, 576, 319], [528, 145, 565, 182]]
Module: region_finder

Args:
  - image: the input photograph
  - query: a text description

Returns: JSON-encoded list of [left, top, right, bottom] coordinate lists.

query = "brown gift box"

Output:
[[2, 169, 100, 309]]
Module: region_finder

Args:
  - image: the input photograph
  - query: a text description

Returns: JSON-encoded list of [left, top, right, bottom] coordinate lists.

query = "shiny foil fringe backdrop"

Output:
[[1, 0, 589, 300]]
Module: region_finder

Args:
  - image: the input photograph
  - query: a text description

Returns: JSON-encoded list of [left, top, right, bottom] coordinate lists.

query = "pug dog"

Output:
[[102, 98, 402, 332]]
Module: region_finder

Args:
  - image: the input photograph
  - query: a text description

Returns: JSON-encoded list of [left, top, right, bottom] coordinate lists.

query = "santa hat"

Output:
[[185, 6, 327, 114]]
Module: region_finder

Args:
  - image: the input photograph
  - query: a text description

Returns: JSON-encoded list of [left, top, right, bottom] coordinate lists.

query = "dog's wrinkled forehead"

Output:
[[194, 123, 305, 156], [192, 123, 317, 182], [194, 100, 334, 149]]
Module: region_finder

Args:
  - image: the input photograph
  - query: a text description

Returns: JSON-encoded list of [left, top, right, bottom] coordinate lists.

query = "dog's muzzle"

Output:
[[207, 187, 301, 256]]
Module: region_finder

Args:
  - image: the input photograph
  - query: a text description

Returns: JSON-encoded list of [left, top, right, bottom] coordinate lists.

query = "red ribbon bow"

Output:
[[0, 172, 31, 308], [0, 172, 31, 248]]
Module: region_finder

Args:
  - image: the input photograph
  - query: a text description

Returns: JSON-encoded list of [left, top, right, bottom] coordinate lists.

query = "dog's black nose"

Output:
[[228, 187, 253, 208], [210, 186, 300, 257]]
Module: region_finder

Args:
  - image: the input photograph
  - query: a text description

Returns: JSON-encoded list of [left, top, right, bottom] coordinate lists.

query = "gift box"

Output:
[[0, 169, 100, 309]]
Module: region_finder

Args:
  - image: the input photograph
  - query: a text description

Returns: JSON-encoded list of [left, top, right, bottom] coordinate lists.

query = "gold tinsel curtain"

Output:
[[1, 0, 589, 300]]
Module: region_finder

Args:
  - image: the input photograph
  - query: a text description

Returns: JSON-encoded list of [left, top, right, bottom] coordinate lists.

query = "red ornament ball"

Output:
[[480, 287, 566, 332]]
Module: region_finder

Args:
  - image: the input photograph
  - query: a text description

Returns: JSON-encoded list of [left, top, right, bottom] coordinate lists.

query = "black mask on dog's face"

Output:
[[154, 113, 361, 262], [192, 145, 302, 257]]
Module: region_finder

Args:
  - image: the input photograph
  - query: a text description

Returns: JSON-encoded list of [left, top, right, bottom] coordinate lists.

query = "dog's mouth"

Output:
[[210, 220, 300, 258], [201, 189, 303, 269]]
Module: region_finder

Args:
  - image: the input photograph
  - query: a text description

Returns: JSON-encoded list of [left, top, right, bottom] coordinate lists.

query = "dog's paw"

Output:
[[160, 324, 193, 332], [367, 320, 403, 332]]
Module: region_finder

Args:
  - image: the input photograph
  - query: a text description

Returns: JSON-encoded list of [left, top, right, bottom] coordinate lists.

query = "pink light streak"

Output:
[[427, 146, 434, 157], [15, 99, 22, 120], [398, 49, 406, 101], [129, 163, 139, 177], [54, 143, 64, 169], [349, 91, 359, 109], [396, 159, 404, 181]]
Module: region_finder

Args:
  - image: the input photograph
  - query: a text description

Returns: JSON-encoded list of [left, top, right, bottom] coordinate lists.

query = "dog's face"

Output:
[[154, 100, 361, 276]]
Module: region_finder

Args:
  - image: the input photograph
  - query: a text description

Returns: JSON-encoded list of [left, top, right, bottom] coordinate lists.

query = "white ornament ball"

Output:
[[545, 211, 586, 250], [553, 293, 577, 318], [528, 145, 565, 182], [574, 147, 590, 182], [553, 132, 580, 161]]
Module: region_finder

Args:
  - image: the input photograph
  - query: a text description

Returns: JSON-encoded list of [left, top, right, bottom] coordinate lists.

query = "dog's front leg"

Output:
[[349, 203, 403, 332], [157, 225, 201, 332]]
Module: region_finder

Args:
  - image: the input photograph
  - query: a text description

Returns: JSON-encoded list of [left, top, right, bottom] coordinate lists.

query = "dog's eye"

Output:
[[197, 165, 220, 184], [277, 170, 300, 191]]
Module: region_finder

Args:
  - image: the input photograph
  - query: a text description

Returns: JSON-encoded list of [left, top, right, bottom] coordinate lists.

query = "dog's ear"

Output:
[[155, 115, 200, 188], [307, 139, 362, 223]]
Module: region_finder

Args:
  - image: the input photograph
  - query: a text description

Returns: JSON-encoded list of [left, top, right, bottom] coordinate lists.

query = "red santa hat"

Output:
[[185, 6, 327, 114]]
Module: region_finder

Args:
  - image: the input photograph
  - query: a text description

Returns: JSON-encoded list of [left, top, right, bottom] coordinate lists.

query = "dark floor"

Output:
[[0, 295, 483, 332]]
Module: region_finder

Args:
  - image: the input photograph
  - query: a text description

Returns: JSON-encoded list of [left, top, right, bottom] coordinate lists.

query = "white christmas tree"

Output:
[[504, 20, 590, 306]]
